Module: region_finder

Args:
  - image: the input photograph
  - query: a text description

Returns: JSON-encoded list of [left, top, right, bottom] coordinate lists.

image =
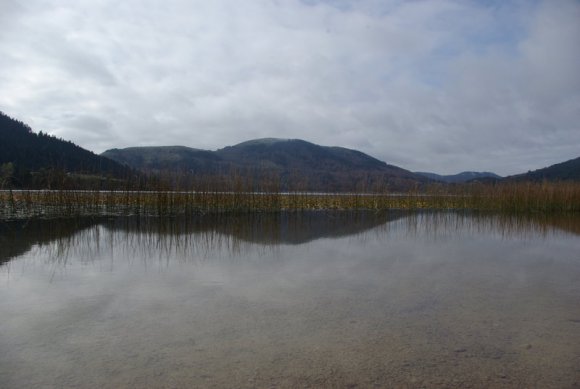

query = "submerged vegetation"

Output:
[[1, 176, 579, 220]]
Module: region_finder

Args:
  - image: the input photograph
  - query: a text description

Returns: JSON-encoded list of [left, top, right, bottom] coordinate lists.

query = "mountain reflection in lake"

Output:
[[1, 212, 579, 388]]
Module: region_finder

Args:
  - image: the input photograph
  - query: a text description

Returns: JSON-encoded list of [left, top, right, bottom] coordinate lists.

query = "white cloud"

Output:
[[0, 0, 578, 175]]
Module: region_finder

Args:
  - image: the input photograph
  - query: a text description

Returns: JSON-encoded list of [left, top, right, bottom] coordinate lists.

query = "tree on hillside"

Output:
[[0, 162, 14, 189]]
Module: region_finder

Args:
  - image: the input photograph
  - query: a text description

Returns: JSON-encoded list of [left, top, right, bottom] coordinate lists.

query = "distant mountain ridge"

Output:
[[103, 138, 430, 191], [415, 171, 502, 183]]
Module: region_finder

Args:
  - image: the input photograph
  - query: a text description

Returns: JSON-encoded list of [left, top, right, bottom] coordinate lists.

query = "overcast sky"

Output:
[[1, 0, 579, 175]]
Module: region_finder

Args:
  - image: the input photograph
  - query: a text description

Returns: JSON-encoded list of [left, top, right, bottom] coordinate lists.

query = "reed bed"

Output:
[[1, 180, 579, 220]]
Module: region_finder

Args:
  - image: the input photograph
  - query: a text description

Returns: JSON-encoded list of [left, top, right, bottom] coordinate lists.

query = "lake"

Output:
[[1, 211, 579, 388]]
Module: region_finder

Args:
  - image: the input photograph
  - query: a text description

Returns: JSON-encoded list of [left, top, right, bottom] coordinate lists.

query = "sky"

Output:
[[0, 0, 579, 176]]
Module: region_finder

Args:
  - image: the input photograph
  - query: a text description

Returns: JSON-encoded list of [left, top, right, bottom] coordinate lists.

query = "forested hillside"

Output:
[[508, 156, 580, 182], [415, 171, 502, 183], [0, 111, 131, 188], [103, 138, 430, 192]]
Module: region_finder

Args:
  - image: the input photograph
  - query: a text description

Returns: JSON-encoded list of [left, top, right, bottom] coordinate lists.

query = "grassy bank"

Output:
[[1, 181, 579, 220]]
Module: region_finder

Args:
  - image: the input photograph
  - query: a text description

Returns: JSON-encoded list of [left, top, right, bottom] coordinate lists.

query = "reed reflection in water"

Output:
[[0, 211, 579, 388]]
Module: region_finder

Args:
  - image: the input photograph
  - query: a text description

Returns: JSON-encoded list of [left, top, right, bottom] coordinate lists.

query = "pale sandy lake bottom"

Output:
[[1, 212, 579, 388]]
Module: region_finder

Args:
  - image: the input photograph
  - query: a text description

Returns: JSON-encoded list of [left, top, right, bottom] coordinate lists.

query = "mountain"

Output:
[[508, 156, 580, 182], [102, 146, 222, 172], [0, 111, 131, 187], [415, 171, 502, 183], [103, 138, 429, 191]]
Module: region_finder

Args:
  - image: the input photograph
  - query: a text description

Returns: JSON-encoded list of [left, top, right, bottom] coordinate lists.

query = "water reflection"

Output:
[[1, 212, 579, 388], [400, 211, 580, 240], [0, 218, 101, 266], [105, 210, 405, 243], [1, 211, 580, 268], [0, 212, 405, 266]]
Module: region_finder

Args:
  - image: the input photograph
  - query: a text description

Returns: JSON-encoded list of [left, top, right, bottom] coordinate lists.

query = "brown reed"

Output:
[[1, 175, 579, 220]]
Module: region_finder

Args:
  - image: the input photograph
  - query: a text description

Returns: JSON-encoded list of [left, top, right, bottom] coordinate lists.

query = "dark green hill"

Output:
[[217, 138, 394, 170], [508, 156, 580, 182], [103, 138, 429, 191], [102, 146, 223, 172], [217, 138, 425, 191], [0, 111, 131, 187], [415, 171, 502, 183]]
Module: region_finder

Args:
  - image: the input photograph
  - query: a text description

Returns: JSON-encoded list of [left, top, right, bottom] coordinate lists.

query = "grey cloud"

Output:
[[0, 0, 578, 175]]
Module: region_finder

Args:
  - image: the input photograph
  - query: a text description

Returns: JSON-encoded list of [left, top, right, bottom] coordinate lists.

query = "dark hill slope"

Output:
[[103, 138, 429, 191], [0, 111, 131, 184], [216, 138, 425, 191], [217, 139, 398, 171], [508, 156, 580, 182], [217, 138, 426, 190], [415, 171, 502, 183], [102, 146, 222, 172]]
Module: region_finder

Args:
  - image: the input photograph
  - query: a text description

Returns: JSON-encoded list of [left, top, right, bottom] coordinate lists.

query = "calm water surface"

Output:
[[1, 212, 579, 388]]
